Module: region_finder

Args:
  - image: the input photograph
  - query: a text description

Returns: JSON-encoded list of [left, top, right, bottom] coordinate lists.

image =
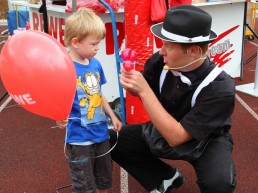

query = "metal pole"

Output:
[[98, 0, 126, 125], [72, 0, 76, 12], [253, 49, 258, 90], [240, 1, 248, 80], [39, 0, 48, 33], [0, 92, 8, 102]]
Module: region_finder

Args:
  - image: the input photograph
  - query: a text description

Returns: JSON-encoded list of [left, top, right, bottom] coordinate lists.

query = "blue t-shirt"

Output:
[[66, 58, 108, 143]]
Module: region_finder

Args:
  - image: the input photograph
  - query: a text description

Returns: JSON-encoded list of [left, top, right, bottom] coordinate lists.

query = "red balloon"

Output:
[[121, 48, 137, 62], [123, 60, 134, 71], [0, 30, 76, 120]]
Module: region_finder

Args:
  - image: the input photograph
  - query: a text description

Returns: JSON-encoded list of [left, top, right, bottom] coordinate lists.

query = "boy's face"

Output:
[[76, 35, 102, 59]]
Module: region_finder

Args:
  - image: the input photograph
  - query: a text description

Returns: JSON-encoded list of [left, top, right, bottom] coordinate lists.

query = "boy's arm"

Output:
[[102, 95, 122, 132]]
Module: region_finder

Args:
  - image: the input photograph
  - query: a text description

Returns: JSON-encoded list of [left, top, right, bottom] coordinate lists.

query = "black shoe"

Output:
[[150, 169, 185, 193]]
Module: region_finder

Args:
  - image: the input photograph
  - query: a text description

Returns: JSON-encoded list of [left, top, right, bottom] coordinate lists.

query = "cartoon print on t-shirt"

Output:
[[77, 72, 103, 120]]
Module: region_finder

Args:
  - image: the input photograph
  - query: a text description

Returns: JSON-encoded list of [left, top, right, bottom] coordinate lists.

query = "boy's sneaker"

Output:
[[150, 169, 185, 193]]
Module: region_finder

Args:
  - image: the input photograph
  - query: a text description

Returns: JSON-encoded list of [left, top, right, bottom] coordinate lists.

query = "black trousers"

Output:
[[109, 124, 236, 193]]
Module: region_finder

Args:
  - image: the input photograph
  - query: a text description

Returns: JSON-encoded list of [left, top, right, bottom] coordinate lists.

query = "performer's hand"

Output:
[[120, 68, 149, 97]]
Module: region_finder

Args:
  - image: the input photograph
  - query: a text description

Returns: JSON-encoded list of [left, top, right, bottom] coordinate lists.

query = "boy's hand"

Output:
[[56, 119, 68, 129], [111, 116, 122, 132]]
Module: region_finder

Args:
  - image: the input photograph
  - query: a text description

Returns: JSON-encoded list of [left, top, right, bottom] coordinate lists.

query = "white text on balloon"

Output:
[[9, 93, 36, 105]]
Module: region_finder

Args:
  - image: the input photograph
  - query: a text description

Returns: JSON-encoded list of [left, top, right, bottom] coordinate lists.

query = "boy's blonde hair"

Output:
[[64, 8, 106, 47]]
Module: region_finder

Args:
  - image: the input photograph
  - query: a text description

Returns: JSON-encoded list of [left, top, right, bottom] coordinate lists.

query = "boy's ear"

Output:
[[71, 37, 79, 48]]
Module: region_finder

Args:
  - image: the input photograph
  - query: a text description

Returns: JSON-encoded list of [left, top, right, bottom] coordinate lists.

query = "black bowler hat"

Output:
[[151, 5, 217, 43]]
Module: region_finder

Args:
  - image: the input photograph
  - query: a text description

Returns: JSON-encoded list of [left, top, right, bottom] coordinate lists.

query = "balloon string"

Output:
[[61, 117, 119, 159]]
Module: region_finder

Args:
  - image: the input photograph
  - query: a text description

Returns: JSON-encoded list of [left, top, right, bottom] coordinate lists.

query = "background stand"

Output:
[[236, 51, 258, 96], [236, 1, 258, 97]]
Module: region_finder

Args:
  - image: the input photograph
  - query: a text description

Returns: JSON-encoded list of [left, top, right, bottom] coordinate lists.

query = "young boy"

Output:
[[56, 8, 122, 193]]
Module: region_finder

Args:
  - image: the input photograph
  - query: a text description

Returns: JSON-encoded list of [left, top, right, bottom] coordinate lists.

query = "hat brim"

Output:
[[151, 22, 217, 44]]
